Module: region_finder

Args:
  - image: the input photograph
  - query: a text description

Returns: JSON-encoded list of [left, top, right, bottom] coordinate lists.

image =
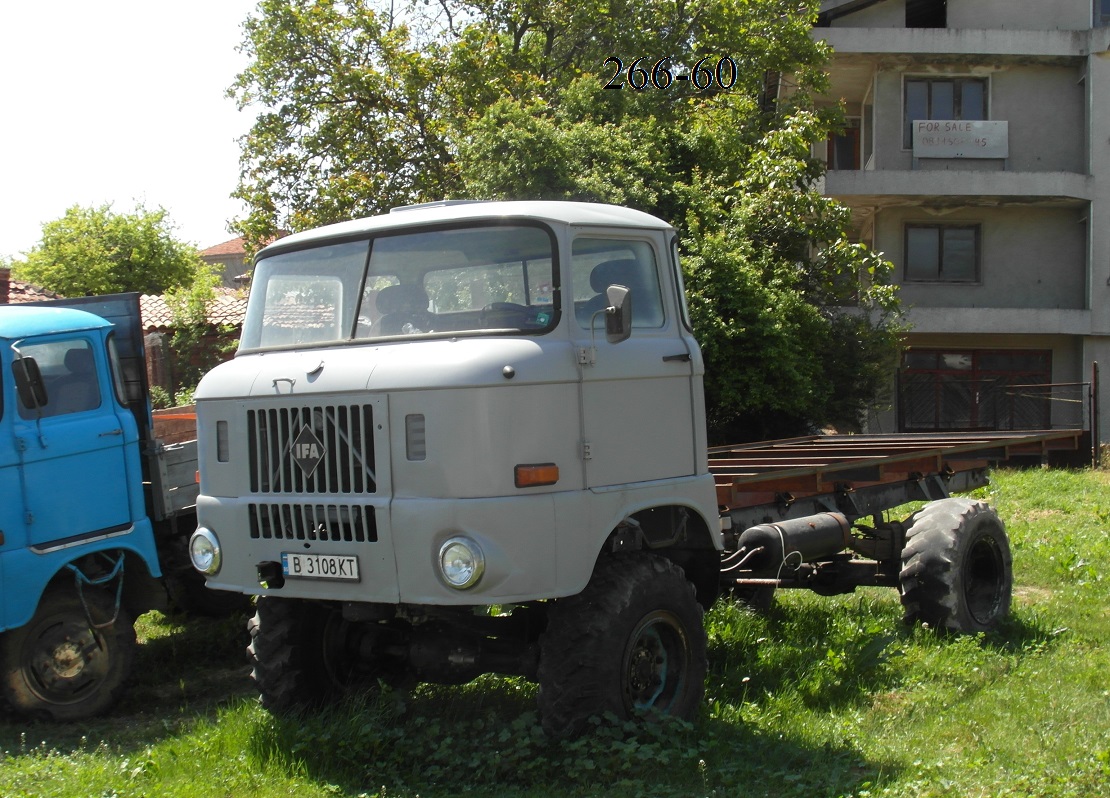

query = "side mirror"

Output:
[[13, 355, 49, 410], [604, 284, 632, 344]]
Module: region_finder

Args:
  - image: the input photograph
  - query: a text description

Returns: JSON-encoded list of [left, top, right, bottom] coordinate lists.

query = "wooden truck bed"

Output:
[[150, 407, 199, 520], [709, 430, 1086, 533]]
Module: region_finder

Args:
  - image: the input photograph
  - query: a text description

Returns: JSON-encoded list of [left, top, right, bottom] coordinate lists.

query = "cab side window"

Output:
[[14, 339, 102, 419], [572, 239, 665, 329]]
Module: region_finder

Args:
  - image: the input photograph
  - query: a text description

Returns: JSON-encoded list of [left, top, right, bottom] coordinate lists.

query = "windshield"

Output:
[[241, 223, 558, 350]]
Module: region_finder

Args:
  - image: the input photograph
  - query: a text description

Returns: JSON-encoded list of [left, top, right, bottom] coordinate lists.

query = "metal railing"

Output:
[[898, 363, 1100, 465]]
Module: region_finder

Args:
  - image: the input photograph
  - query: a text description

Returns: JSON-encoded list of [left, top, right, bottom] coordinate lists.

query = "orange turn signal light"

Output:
[[514, 463, 559, 488]]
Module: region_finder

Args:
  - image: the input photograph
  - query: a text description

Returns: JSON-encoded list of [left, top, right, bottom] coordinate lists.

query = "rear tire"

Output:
[[0, 588, 135, 721], [899, 498, 1012, 633], [537, 554, 707, 737], [165, 560, 252, 619], [728, 585, 776, 613], [162, 516, 252, 618]]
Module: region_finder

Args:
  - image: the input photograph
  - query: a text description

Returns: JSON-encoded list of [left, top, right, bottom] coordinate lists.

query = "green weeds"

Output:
[[1, 469, 1109, 796]]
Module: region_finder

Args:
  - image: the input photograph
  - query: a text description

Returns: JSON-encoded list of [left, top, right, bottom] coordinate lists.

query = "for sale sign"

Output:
[[913, 120, 1008, 159]]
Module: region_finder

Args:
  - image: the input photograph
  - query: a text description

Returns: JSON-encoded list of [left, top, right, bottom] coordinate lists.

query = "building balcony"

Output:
[[906, 307, 1092, 336], [820, 169, 1091, 207], [816, 27, 1101, 58]]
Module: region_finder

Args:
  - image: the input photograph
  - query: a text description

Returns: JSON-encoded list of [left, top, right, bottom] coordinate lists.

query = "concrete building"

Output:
[[814, 0, 1110, 440], [199, 236, 251, 289]]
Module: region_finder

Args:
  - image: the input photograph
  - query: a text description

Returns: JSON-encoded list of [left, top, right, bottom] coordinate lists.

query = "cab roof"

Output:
[[257, 201, 673, 260], [0, 305, 111, 341]]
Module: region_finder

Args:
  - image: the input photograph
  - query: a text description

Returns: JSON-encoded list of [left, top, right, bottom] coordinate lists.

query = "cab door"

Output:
[[11, 335, 134, 548], [570, 232, 701, 488]]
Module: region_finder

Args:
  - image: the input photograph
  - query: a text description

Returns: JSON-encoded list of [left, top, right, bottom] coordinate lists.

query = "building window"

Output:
[[904, 77, 987, 149], [904, 223, 980, 282], [1099, 0, 1110, 26], [827, 119, 860, 170], [899, 349, 1053, 431], [906, 0, 947, 28]]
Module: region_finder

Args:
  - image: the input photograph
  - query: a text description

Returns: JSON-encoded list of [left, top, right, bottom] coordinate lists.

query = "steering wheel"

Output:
[[481, 302, 532, 328]]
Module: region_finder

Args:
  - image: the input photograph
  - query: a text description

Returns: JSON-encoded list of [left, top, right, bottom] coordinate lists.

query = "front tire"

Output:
[[537, 553, 707, 737], [247, 597, 361, 713], [0, 588, 135, 721], [899, 498, 1013, 633]]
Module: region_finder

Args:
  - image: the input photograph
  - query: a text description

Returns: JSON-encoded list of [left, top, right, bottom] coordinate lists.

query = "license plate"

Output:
[[281, 552, 360, 581]]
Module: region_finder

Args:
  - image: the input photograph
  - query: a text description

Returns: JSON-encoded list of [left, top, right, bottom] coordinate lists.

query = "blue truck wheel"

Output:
[[0, 587, 136, 721]]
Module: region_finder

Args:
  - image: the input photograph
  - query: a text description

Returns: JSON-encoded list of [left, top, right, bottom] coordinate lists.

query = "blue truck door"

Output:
[[11, 336, 134, 548]]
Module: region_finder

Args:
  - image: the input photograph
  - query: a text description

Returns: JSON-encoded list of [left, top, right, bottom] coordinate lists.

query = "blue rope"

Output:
[[66, 553, 126, 629]]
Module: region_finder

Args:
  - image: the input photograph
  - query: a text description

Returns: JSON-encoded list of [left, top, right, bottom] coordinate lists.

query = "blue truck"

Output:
[[0, 292, 222, 720]]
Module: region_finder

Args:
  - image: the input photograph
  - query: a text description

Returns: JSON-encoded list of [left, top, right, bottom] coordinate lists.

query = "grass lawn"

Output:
[[1, 468, 1108, 797]]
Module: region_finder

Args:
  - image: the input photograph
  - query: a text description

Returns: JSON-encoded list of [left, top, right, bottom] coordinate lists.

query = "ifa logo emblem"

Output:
[[291, 425, 326, 477]]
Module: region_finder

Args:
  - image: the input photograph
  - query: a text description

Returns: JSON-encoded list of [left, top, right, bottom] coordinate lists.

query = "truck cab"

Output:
[[193, 202, 721, 604], [191, 201, 723, 733], [0, 302, 162, 719]]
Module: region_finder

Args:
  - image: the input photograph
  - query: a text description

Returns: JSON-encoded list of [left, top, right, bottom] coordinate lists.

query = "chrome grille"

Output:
[[248, 404, 376, 494], [248, 502, 377, 542]]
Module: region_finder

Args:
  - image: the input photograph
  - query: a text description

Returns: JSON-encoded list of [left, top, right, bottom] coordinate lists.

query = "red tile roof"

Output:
[[1, 271, 246, 330], [140, 289, 248, 330], [200, 237, 248, 258], [6, 278, 63, 303], [200, 231, 289, 259]]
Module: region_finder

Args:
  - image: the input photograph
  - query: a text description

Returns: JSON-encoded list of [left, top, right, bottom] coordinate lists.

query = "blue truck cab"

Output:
[[0, 296, 164, 720]]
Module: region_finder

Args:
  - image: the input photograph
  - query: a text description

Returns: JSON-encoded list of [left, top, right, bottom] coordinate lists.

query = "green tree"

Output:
[[230, 0, 463, 242], [11, 203, 202, 297], [231, 0, 904, 438], [163, 265, 239, 402]]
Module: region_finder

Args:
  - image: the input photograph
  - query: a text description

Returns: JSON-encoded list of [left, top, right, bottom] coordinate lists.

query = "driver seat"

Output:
[[577, 259, 638, 326], [53, 347, 100, 414], [375, 284, 430, 335]]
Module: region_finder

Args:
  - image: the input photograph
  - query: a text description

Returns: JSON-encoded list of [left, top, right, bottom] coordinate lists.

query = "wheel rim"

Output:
[[24, 618, 108, 706], [964, 534, 1007, 626], [622, 610, 689, 712]]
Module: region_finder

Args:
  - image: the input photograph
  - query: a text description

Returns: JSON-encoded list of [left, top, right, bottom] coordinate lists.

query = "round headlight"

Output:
[[189, 527, 222, 575], [438, 536, 485, 589]]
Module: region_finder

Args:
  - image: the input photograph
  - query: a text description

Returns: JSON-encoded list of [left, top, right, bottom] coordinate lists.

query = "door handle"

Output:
[[663, 353, 692, 363], [99, 428, 124, 437]]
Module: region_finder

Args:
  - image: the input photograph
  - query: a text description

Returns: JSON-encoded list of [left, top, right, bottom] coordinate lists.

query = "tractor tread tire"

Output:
[[248, 597, 343, 713], [537, 553, 707, 738], [899, 497, 1013, 633]]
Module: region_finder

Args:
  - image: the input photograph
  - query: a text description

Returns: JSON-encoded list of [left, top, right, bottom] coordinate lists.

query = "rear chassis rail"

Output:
[[710, 430, 1084, 595]]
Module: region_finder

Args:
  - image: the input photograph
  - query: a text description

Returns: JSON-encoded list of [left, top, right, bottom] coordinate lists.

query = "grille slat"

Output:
[[248, 404, 376, 495], [285, 408, 299, 493], [248, 502, 377, 542]]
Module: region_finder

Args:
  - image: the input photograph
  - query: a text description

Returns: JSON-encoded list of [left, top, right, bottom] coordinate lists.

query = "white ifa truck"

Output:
[[190, 201, 1076, 736]]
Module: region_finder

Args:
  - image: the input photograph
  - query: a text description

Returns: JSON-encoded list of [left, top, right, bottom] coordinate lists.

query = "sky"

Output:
[[0, 0, 261, 260]]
